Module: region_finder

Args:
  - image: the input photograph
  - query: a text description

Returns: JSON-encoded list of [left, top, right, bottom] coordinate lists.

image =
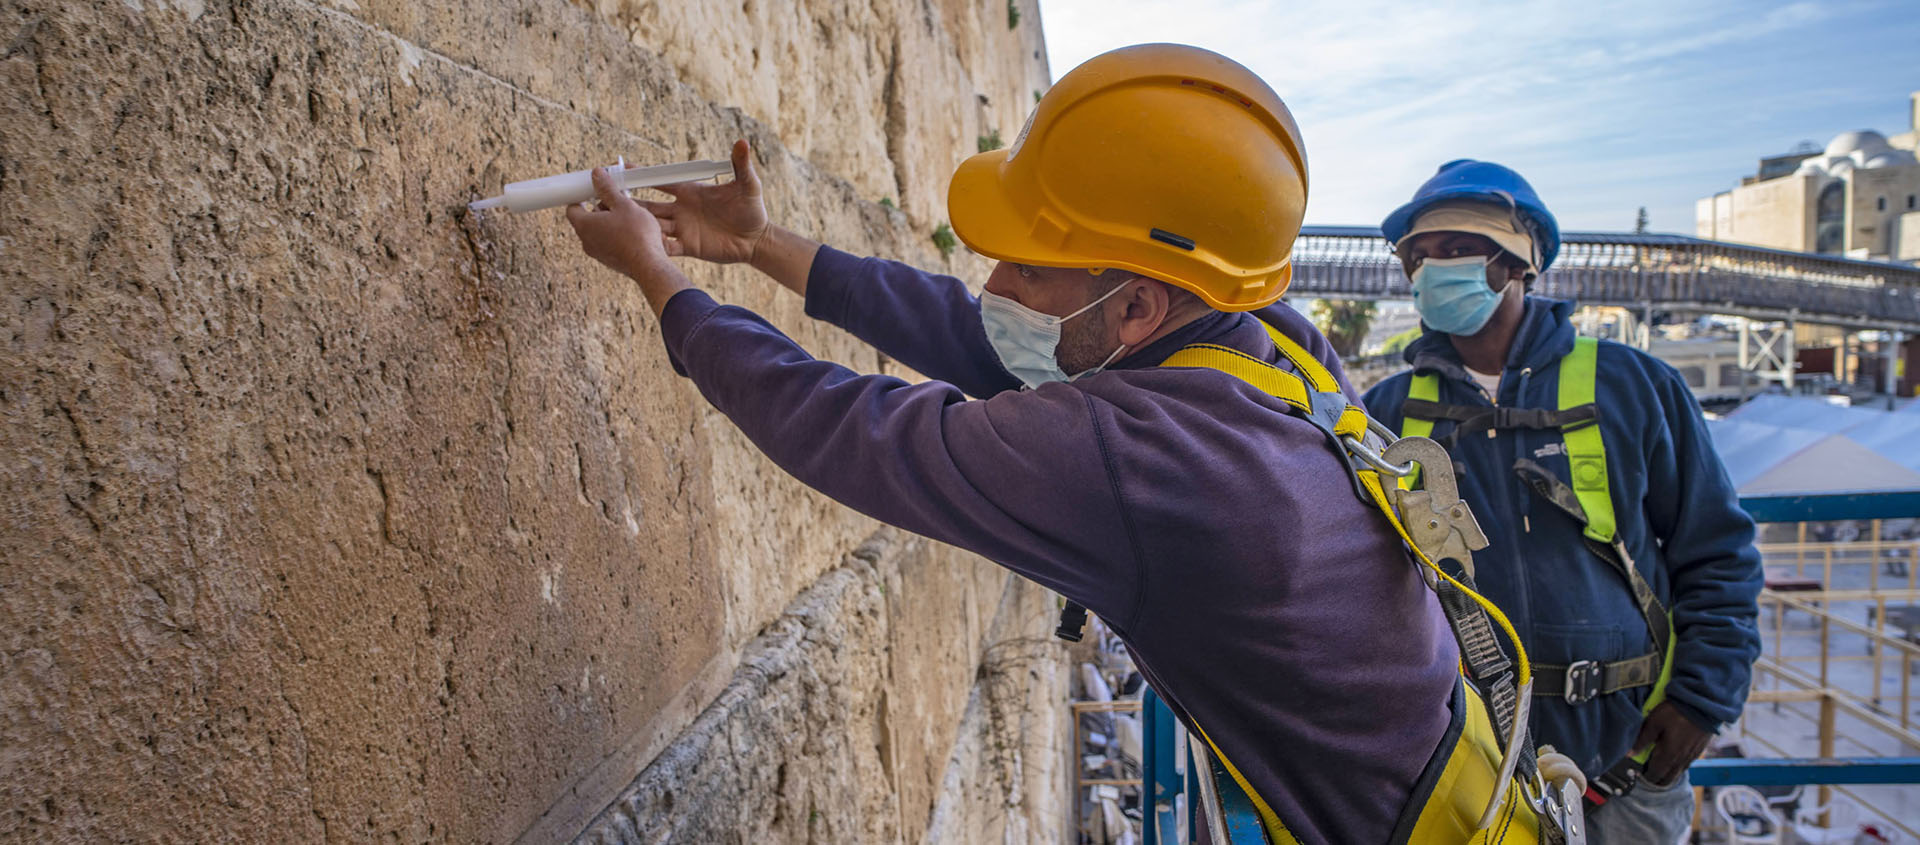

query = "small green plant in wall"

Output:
[[977, 129, 1003, 153], [1007, 0, 1020, 29], [932, 222, 957, 259], [879, 197, 895, 209]]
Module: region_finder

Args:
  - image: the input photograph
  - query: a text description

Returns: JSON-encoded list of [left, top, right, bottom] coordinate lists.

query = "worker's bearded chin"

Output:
[[1054, 304, 1119, 377]]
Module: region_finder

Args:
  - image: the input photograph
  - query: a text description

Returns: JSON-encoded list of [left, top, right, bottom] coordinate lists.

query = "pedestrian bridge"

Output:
[[1291, 226, 1920, 333]]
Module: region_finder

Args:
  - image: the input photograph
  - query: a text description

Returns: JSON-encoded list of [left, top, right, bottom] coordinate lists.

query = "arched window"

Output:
[[1815, 182, 1846, 254], [1878, 196, 1888, 211]]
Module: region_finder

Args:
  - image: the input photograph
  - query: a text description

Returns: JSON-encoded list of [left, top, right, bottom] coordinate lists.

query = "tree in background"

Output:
[[1308, 299, 1378, 359], [1379, 325, 1424, 357], [1635, 206, 1649, 234]]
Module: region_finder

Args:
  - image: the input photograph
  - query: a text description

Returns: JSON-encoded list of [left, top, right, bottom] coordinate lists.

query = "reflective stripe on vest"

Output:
[[1559, 338, 1614, 543], [1398, 374, 1440, 490], [1164, 321, 1541, 844]]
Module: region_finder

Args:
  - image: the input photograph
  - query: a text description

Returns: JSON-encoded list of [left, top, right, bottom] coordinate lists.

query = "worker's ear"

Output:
[[1111, 278, 1172, 347]]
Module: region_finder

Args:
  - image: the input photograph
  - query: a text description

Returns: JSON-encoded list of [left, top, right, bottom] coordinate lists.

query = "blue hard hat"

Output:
[[1381, 159, 1561, 273]]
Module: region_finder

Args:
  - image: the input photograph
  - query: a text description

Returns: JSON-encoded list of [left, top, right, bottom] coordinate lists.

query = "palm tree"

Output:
[[1309, 299, 1378, 359]]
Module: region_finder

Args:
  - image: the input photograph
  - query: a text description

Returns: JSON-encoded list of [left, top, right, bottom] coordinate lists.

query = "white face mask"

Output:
[[979, 283, 1129, 389]]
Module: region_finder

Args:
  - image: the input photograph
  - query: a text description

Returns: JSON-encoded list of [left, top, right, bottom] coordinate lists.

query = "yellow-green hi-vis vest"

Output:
[[1160, 322, 1547, 845], [1399, 338, 1674, 743]]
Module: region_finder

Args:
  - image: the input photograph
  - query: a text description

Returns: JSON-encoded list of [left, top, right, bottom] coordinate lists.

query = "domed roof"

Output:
[[1826, 130, 1893, 158], [1797, 154, 1852, 178], [1864, 149, 1919, 169]]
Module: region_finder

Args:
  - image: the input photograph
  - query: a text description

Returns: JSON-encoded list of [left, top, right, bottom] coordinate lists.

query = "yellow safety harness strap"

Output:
[[1161, 343, 1316, 416], [1558, 337, 1613, 543], [1191, 724, 1304, 845], [1356, 470, 1532, 692], [1400, 373, 1440, 489]]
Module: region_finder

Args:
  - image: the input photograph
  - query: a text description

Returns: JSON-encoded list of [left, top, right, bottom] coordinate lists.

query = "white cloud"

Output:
[[1035, 0, 1901, 233]]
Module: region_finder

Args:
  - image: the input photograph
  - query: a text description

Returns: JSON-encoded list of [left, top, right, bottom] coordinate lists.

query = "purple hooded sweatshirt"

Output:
[[657, 247, 1461, 843]]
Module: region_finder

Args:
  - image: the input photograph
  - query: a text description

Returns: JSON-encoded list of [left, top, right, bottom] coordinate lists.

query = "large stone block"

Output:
[[1, 0, 1061, 841]]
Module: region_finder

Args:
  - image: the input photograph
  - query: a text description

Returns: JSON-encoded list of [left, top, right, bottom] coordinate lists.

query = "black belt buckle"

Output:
[[1564, 659, 1603, 705]]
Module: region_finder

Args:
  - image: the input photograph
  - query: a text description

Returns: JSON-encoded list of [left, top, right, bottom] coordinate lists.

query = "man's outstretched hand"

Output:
[[639, 139, 769, 265], [565, 165, 688, 316]]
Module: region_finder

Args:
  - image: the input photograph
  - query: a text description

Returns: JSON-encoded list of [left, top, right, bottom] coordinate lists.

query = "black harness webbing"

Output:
[[1402, 398, 1598, 450], [1512, 459, 1672, 706]]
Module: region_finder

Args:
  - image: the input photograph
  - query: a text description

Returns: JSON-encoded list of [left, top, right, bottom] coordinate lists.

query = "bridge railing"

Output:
[[1288, 227, 1920, 330]]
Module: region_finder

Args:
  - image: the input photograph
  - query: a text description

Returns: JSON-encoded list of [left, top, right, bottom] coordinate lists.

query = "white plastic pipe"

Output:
[[470, 158, 732, 213]]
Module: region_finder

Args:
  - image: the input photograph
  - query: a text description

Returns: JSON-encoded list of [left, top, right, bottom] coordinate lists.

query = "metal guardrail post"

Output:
[[1817, 694, 1836, 822], [1141, 688, 1190, 845]]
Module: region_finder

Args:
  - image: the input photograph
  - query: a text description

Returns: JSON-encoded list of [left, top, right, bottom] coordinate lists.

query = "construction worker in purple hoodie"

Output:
[[564, 45, 1578, 843], [1361, 161, 1763, 844]]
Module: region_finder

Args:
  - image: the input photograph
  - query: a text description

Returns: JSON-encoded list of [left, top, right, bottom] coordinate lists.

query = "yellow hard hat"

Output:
[[947, 43, 1308, 311]]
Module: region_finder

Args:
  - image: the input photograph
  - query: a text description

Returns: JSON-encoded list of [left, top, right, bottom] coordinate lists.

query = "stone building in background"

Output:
[[1696, 92, 1920, 264]]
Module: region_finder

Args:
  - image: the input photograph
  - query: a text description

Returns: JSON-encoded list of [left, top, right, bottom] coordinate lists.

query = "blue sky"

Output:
[[1035, 0, 1920, 234]]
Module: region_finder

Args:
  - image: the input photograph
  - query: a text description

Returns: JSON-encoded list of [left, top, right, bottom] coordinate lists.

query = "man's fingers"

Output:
[[589, 166, 631, 209], [1646, 740, 1686, 785], [637, 198, 675, 216], [732, 138, 760, 193], [656, 217, 677, 237], [565, 200, 590, 228], [663, 237, 685, 257], [1632, 718, 1660, 758], [1635, 716, 1673, 781], [653, 182, 688, 199]]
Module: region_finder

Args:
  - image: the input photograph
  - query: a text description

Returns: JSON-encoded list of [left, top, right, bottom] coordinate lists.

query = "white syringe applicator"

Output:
[[470, 158, 733, 213]]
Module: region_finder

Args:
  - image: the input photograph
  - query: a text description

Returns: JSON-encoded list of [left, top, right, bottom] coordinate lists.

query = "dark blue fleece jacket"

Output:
[[1362, 297, 1763, 777]]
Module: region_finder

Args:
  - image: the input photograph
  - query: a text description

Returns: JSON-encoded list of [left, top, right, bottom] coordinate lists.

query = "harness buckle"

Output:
[[1563, 660, 1603, 706]]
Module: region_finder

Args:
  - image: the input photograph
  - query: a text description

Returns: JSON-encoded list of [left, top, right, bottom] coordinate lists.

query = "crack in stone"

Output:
[[299, 0, 667, 154]]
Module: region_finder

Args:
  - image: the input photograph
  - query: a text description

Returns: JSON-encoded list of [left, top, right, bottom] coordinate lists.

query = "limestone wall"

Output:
[[1722, 173, 1816, 253], [0, 0, 1063, 841], [1846, 164, 1920, 258]]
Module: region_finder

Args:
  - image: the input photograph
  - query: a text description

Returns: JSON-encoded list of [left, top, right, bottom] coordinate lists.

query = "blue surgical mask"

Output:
[[1411, 255, 1507, 335], [980, 285, 1129, 389]]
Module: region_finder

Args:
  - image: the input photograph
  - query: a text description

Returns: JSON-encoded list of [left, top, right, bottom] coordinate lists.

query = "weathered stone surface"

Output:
[[0, 0, 1061, 841], [574, 530, 1067, 845]]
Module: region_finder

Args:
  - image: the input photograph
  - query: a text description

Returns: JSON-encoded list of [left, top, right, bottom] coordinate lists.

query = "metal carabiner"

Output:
[[1341, 434, 1415, 478]]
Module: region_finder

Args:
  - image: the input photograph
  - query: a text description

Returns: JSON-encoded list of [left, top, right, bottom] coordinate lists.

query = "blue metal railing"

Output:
[[1135, 489, 1920, 843], [1690, 757, 1920, 787], [1737, 490, 1920, 524]]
